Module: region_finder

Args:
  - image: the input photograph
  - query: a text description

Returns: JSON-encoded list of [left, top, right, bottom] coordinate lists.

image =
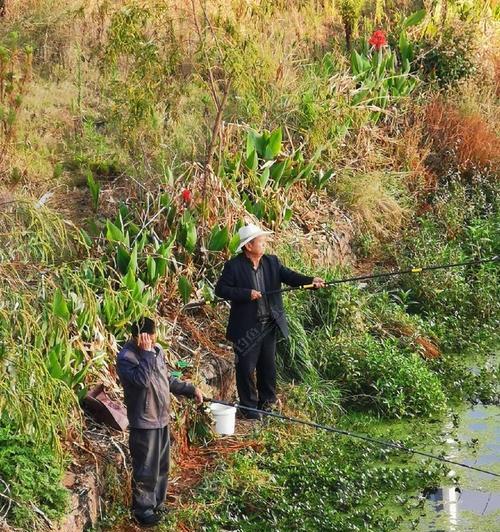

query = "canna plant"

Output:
[[105, 214, 175, 287], [220, 127, 332, 226], [350, 10, 426, 122], [207, 224, 230, 252]]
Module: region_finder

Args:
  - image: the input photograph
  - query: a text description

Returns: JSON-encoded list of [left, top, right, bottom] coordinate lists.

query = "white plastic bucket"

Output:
[[210, 402, 236, 435]]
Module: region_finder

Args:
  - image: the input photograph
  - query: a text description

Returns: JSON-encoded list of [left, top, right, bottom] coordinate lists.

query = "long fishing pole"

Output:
[[204, 398, 500, 479], [263, 256, 498, 296]]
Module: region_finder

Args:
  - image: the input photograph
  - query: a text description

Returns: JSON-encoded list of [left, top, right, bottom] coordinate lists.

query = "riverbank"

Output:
[[1, 2, 498, 530]]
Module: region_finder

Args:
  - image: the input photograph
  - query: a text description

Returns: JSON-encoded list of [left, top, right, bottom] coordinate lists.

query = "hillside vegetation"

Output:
[[0, 1, 498, 530]]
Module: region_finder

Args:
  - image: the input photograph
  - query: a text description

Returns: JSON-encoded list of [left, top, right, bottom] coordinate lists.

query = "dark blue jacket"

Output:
[[214, 253, 313, 344], [117, 340, 195, 429]]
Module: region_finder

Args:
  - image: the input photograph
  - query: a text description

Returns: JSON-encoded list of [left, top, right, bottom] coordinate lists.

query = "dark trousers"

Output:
[[234, 320, 277, 408], [129, 426, 169, 518]]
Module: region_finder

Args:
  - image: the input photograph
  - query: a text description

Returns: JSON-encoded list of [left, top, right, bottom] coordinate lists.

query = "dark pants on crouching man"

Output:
[[129, 426, 169, 517], [234, 318, 278, 410]]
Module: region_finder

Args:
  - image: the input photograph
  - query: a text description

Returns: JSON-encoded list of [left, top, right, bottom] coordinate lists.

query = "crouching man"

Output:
[[117, 317, 203, 526]]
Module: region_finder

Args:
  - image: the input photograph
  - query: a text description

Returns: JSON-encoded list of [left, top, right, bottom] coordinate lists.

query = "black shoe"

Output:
[[134, 511, 162, 527]]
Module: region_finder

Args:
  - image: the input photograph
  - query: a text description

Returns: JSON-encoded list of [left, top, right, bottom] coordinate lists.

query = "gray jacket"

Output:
[[116, 340, 196, 429]]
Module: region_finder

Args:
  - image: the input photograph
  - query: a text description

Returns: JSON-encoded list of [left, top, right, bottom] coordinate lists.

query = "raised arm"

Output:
[[168, 375, 196, 397], [117, 349, 156, 388], [215, 260, 252, 302], [276, 255, 314, 287]]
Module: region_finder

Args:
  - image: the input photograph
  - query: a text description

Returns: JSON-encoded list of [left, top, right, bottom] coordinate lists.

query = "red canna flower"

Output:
[[181, 189, 192, 204], [369, 29, 387, 51]]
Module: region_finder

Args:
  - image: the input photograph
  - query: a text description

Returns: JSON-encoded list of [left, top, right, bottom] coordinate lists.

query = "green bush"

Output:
[[389, 178, 499, 351], [0, 426, 69, 528], [316, 334, 447, 418], [416, 21, 478, 86]]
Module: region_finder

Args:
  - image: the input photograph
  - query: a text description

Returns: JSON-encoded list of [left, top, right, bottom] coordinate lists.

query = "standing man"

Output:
[[117, 317, 203, 526], [215, 224, 324, 420]]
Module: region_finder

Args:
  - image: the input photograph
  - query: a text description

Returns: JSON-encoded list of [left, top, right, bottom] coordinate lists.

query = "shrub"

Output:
[[314, 333, 447, 418], [0, 426, 69, 528], [425, 99, 500, 177], [389, 178, 499, 351], [416, 21, 478, 87]]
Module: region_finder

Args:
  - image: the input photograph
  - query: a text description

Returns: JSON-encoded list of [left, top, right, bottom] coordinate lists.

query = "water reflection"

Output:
[[424, 486, 500, 531], [425, 487, 459, 530], [418, 405, 500, 531]]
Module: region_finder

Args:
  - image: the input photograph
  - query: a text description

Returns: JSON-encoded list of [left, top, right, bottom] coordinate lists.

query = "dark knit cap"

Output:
[[131, 317, 156, 337]]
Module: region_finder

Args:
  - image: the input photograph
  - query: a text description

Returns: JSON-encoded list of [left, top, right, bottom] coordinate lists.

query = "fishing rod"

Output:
[[204, 398, 500, 479], [264, 255, 499, 296]]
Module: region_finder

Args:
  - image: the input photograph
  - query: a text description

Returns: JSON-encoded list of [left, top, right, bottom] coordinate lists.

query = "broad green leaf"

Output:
[[399, 31, 412, 63], [208, 225, 229, 252], [163, 166, 174, 186], [158, 233, 176, 258], [136, 277, 146, 294], [403, 9, 426, 28], [257, 131, 269, 157], [264, 127, 282, 160], [116, 245, 130, 275], [166, 203, 177, 226], [122, 268, 136, 291], [201, 282, 214, 303], [351, 50, 362, 75], [178, 276, 192, 304], [86, 170, 100, 210], [147, 256, 156, 283], [259, 167, 270, 188], [228, 233, 240, 255], [47, 348, 63, 379], [80, 228, 92, 248], [119, 202, 129, 220], [184, 222, 197, 253], [52, 288, 70, 321], [155, 257, 168, 278], [246, 129, 257, 158], [127, 222, 141, 238], [128, 243, 138, 273], [283, 206, 293, 223], [160, 192, 172, 208], [270, 160, 287, 186], [245, 149, 258, 172], [106, 220, 124, 243]]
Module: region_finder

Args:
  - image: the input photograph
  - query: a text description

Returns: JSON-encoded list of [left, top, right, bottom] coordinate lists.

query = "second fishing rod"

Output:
[[262, 255, 498, 296]]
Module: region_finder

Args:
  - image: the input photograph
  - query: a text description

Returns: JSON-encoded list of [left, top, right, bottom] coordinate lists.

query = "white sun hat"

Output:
[[236, 223, 274, 252]]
